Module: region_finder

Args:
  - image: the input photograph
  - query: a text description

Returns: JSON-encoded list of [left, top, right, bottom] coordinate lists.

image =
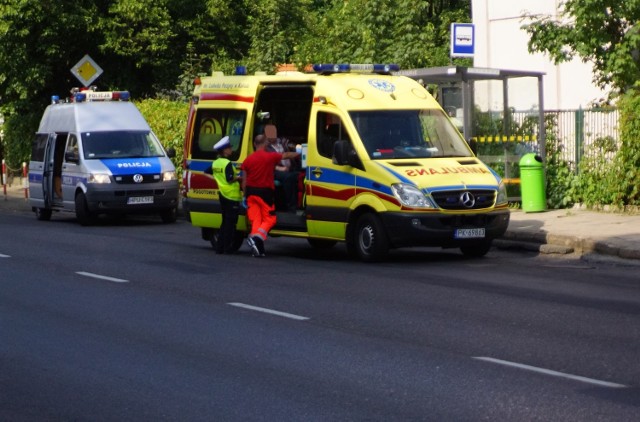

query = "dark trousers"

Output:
[[274, 170, 299, 211], [218, 195, 240, 253]]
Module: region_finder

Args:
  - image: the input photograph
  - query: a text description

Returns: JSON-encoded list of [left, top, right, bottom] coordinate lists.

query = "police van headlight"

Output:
[[162, 171, 177, 181], [496, 181, 508, 205], [88, 173, 111, 184], [391, 183, 435, 208]]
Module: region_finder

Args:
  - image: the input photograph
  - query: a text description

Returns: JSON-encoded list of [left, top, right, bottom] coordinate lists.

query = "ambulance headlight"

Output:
[[88, 173, 111, 184], [162, 171, 177, 181], [391, 183, 435, 208], [496, 181, 508, 205]]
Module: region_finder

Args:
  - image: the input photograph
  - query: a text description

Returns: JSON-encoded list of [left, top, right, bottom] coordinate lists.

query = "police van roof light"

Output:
[[51, 95, 60, 104], [112, 91, 130, 101]]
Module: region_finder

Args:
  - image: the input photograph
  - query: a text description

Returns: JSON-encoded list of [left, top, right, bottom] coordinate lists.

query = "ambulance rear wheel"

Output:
[[353, 213, 388, 262], [75, 192, 94, 226], [210, 229, 244, 253], [35, 208, 52, 221]]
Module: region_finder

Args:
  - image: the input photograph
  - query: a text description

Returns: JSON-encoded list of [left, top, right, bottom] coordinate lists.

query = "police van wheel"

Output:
[[354, 214, 388, 262], [75, 192, 94, 226], [160, 207, 177, 223], [460, 240, 492, 258], [35, 208, 52, 221]]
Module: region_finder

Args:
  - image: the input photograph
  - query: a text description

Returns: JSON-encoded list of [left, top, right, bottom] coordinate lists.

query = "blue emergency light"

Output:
[[312, 63, 400, 75]]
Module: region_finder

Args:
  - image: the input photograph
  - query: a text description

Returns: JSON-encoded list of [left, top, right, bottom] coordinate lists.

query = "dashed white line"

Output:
[[76, 271, 129, 283], [474, 356, 627, 388], [0, 253, 10, 258], [227, 302, 310, 321]]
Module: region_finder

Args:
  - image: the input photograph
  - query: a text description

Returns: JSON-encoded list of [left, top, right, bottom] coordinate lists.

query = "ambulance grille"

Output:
[[114, 174, 161, 184], [432, 189, 496, 210]]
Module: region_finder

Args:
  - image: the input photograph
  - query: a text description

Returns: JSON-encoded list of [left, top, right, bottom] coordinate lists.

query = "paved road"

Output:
[[1, 212, 639, 420]]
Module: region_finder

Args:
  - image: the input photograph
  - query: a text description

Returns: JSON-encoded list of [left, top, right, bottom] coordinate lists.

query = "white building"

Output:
[[471, 0, 609, 111]]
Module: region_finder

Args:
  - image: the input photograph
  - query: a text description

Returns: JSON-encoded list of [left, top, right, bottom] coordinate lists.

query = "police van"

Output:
[[182, 64, 510, 261], [29, 88, 179, 225]]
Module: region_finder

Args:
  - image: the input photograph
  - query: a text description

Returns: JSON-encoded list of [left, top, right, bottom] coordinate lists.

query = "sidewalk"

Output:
[[497, 206, 640, 262], [3, 182, 640, 263]]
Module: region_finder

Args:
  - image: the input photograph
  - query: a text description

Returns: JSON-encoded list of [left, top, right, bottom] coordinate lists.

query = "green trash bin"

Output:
[[519, 153, 547, 212]]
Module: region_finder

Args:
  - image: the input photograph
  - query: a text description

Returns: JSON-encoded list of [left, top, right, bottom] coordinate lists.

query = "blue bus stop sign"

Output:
[[451, 23, 475, 58]]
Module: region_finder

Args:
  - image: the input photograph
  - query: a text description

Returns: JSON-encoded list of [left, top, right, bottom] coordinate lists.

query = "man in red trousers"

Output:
[[241, 134, 300, 257]]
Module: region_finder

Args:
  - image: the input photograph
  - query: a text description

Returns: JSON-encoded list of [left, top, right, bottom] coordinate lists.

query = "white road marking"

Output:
[[76, 271, 129, 283], [227, 302, 309, 321], [0, 254, 10, 258], [474, 356, 627, 388]]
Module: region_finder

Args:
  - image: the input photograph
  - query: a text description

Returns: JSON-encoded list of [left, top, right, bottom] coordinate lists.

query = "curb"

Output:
[[498, 231, 640, 262]]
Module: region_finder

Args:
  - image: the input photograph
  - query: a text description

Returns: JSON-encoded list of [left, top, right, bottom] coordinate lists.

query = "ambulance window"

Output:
[[31, 134, 48, 162], [351, 109, 472, 159], [316, 112, 349, 159], [192, 109, 246, 161]]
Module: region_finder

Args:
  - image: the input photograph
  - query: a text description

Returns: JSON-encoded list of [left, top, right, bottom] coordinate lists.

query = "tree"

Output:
[[522, 0, 640, 96], [292, 0, 470, 69]]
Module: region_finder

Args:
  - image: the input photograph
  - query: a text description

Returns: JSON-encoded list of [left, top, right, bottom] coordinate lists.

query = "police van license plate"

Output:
[[127, 196, 154, 205], [455, 228, 485, 239]]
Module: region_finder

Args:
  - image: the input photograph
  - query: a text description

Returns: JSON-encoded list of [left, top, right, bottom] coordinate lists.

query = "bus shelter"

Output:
[[395, 66, 546, 160]]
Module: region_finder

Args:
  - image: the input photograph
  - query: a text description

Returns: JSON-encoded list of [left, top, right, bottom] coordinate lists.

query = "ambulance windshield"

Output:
[[81, 131, 166, 159], [350, 109, 472, 160]]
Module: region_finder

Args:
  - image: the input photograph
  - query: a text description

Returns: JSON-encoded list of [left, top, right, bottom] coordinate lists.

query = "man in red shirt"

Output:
[[241, 134, 300, 257]]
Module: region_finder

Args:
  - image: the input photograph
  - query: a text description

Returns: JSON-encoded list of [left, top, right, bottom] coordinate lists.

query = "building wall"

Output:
[[471, 0, 608, 111]]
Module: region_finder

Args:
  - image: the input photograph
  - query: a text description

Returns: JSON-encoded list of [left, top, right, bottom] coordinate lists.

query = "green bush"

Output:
[[135, 99, 189, 184]]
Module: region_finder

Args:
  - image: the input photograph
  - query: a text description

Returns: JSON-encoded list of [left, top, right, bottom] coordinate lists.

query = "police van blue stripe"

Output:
[[100, 158, 162, 175]]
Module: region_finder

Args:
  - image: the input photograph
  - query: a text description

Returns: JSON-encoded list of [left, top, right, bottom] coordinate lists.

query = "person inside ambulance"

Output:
[[264, 123, 299, 211]]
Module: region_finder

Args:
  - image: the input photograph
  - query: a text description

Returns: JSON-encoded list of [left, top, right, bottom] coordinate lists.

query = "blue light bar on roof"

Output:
[[312, 63, 400, 74]]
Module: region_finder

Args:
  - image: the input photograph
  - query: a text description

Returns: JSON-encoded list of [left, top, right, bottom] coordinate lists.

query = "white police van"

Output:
[[28, 88, 179, 225]]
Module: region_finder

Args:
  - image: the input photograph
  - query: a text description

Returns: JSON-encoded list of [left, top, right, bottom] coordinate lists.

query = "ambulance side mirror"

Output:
[[333, 140, 363, 170], [166, 147, 176, 158]]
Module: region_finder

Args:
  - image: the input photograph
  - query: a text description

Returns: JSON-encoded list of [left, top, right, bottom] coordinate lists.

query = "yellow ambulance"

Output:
[[182, 64, 510, 262]]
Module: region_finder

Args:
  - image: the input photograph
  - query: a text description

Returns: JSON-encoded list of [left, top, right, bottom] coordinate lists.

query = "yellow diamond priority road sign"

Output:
[[71, 54, 103, 87]]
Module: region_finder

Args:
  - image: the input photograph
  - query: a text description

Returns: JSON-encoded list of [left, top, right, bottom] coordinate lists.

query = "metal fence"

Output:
[[511, 108, 620, 167], [473, 108, 620, 201]]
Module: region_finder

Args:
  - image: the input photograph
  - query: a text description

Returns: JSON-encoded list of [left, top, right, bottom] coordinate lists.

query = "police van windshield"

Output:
[[349, 109, 472, 160], [81, 131, 166, 159]]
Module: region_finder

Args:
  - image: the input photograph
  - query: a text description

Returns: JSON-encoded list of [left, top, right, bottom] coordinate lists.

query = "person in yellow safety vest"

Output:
[[210, 136, 242, 254]]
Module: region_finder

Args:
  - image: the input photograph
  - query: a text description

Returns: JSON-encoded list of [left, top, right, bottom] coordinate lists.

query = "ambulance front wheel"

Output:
[[351, 213, 389, 262], [35, 208, 52, 221], [460, 240, 492, 258], [75, 192, 95, 226]]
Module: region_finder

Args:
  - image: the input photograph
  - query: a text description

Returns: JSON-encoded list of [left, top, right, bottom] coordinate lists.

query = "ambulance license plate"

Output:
[[127, 196, 154, 205], [455, 228, 485, 239]]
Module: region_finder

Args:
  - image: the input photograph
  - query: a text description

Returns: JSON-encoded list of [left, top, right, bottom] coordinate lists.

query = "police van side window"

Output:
[[65, 135, 79, 162], [192, 109, 246, 161], [31, 134, 48, 162], [316, 112, 349, 159]]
